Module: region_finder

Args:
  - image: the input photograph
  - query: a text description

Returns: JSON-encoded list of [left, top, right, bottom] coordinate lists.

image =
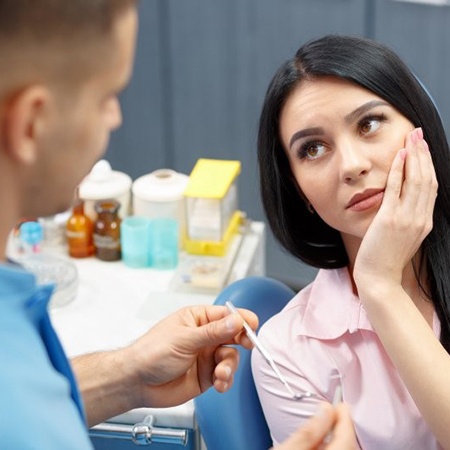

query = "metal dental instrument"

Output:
[[332, 384, 343, 406], [225, 300, 315, 401], [323, 383, 344, 445]]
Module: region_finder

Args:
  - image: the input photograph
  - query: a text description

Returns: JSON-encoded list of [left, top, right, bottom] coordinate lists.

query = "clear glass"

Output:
[[21, 254, 78, 308]]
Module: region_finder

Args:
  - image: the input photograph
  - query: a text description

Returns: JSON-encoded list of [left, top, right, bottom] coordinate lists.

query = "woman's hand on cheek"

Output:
[[354, 127, 438, 290]]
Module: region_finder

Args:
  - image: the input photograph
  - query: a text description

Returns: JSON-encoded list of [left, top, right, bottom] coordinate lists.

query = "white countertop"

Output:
[[50, 221, 265, 428], [51, 259, 217, 357]]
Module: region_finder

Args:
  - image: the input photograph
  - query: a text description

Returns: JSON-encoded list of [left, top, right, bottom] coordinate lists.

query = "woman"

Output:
[[252, 34, 450, 449]]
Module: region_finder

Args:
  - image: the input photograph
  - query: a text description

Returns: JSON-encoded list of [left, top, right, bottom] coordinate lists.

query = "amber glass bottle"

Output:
[[93, 200, 121, 261], [66, 198, 94, 258]]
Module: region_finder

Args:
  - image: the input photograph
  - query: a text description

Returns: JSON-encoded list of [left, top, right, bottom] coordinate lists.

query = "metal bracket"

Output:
[[90, 415, 189, 446]]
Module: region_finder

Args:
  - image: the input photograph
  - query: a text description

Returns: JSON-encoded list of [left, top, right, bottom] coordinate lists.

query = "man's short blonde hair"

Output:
[[0, 0, 137, 44], [0, 0, 137, 93]]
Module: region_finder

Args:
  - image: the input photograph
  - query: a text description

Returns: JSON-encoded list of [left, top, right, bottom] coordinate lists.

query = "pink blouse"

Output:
[[251, 267, 442, 449]]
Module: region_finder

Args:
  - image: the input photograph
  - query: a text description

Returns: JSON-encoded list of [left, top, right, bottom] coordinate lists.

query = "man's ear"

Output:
[[2, 85, 52, 166]]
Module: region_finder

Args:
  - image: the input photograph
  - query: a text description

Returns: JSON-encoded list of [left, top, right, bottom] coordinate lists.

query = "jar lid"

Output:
[[79, 160, 132, 200], [132, 169, 189, 202]]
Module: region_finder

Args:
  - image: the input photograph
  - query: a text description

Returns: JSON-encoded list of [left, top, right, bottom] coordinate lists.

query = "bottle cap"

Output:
[[79, 159, 132, 200], [94, 199, 121, 214], [20, 221, 43, 245]]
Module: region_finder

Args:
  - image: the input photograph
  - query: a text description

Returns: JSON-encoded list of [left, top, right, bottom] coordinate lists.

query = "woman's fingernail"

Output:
[[416, 127, 423, 140]]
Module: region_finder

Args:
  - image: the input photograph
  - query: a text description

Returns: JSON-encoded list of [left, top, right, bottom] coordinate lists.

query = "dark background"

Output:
[[105, 0, 450, 290]]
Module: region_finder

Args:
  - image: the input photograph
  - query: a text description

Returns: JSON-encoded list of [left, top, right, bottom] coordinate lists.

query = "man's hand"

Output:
[[75, 304, 258, 426], [124, 304, 258, 408], [274, 403, 358, 450]]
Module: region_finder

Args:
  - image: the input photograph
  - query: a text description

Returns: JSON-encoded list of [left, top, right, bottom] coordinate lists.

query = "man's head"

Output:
[[0, 0, 138, 219], [0, 0, 137, 90]]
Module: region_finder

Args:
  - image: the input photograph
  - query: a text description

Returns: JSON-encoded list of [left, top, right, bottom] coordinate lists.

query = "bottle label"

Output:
[[67, 230, 87, 239], [93, 234, 120, 249]]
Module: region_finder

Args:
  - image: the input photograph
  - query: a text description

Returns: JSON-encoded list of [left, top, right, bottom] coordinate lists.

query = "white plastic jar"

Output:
[[79, 160, 132, 221], [132, 169, 189, 244]]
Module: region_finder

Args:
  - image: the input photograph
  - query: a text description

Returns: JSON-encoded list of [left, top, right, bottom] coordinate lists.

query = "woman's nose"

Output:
[[338, 141, 371, 183]]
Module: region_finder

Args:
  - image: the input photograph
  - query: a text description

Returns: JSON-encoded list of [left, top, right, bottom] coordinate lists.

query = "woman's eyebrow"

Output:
[[288, 100, 390, 150], [289, 127, 324, 149], [344, 100, 390, 124]]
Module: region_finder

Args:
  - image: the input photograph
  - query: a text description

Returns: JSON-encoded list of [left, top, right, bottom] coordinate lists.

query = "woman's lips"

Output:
[[346, 189, 384, 212]]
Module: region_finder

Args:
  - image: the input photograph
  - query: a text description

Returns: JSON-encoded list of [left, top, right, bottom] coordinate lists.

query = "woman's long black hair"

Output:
[[258, 34, 450, 352]]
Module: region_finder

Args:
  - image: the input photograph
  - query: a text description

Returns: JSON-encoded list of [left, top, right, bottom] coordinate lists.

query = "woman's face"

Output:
[[280, 76, 414, 243]]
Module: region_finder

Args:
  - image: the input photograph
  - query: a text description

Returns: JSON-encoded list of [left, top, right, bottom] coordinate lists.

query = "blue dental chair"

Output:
[[194, 276, 295, 450]]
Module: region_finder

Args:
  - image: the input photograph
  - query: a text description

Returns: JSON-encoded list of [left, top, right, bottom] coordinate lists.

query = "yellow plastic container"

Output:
[[183, 159, 242, 256]]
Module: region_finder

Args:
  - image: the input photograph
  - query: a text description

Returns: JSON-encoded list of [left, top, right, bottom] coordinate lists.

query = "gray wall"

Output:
[[105, 0, 450, 290]]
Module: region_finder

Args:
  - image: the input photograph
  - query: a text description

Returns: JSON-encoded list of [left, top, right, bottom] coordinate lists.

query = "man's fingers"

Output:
[[275, 403, 335, 449], [190, 306, 258, 350], [212, 346, 239, 392], [327, 403, 358, 449]]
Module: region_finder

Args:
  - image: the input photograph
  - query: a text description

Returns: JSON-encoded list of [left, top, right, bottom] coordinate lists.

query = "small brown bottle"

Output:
[[93, 200, 121, 261], [66, 198, 94, 258]]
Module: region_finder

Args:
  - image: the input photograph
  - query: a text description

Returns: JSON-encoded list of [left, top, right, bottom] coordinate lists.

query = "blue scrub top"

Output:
[[0, 262, 93, 449]]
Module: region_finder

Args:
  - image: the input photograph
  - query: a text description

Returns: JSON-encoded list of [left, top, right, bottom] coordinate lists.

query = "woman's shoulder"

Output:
[[257, 267, 352, 341]]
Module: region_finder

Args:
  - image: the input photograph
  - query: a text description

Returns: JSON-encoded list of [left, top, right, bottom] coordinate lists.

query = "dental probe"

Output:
[[332, 384, 343, 406], [225, 300, 314, 400]]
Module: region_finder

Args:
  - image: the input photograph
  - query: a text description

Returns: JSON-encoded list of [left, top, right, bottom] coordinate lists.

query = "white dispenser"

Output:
[[132, 169, 189, 245], [79, 160, 132, 221]]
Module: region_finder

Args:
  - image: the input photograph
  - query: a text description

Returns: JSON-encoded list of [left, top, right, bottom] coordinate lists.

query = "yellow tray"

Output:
[[183, 211, 243, 256]]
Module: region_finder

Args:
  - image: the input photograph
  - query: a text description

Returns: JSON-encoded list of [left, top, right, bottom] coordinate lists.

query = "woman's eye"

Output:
[[358, 114, 386, 135], [299, 142, 327, 160]]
